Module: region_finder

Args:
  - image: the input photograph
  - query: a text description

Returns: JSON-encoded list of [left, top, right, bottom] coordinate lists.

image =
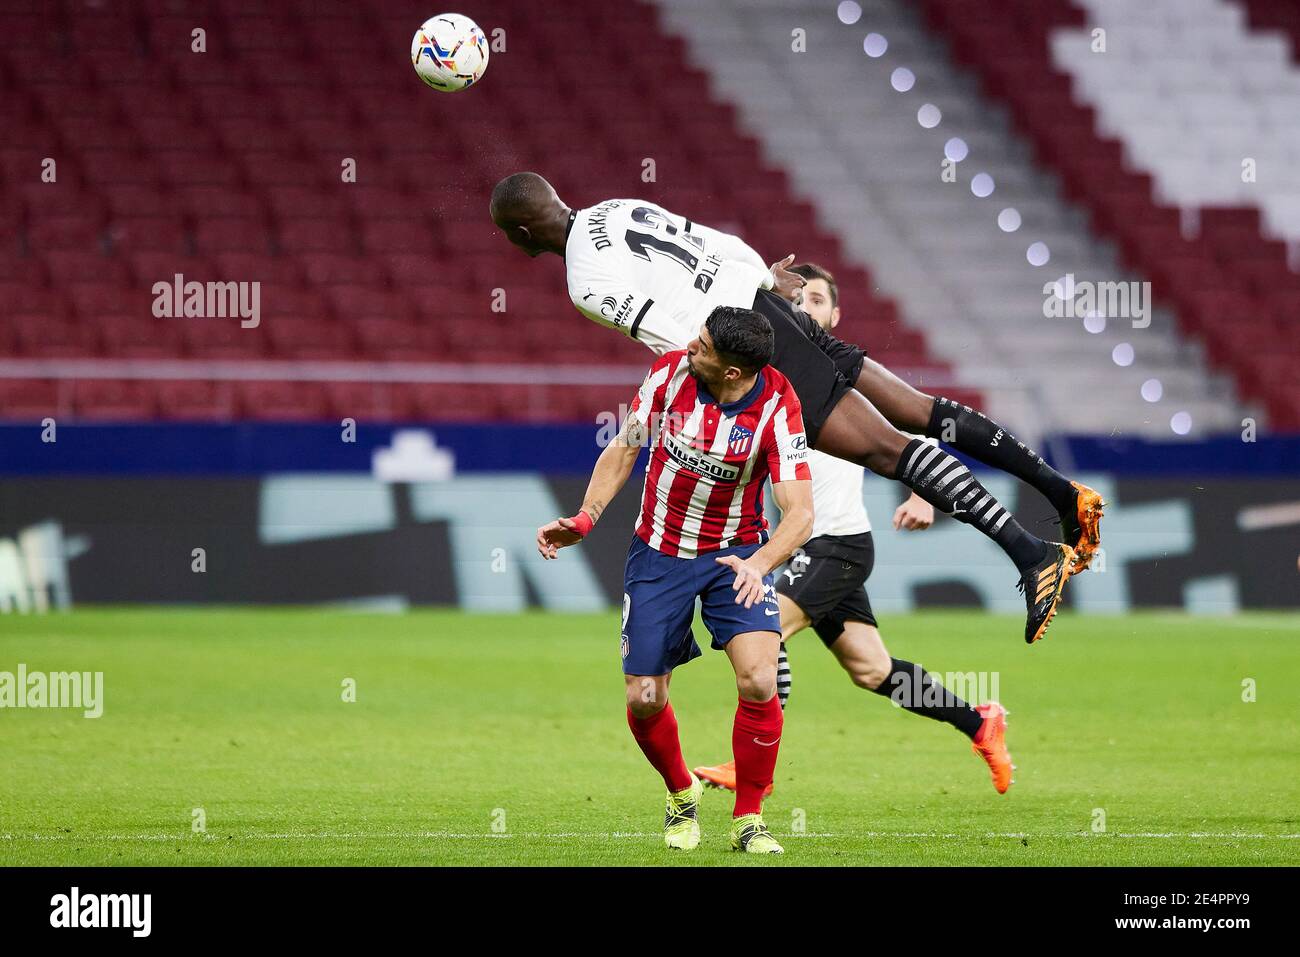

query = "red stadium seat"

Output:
[[361, 221, 438, 255], [174, 186, 264, 219], [210, 252, 303, 286], [72, 380, 158, 421], [101, 184, 181, 219], [69, 283, 152, 320], [99, 315, 185, 359], [291, 119, 364, 153], [276, 218, 356, 255], [343, 187, 427, 221], [42, 251, 131, 286], [78, 151, 161, 187], [264, 316, 356, 360], [154, 379, 236, 421], [265, 187, 348, 221], [130, 117, 220, 153], [212, 118, 300, 155], [194, 219, 273, 256], [124, 252, 213, 287], [325, 381, 416, 422], [297, 253, 388, 288], [17, 183, 107, 220], [408, 383, 506, 422], [241, 157, 328, 189], [12, 316, 100, 358], [0, 378, 62, 421], [107, 216, 188, 254], [326, 286, 411, 322], [1, 16, 64, 53], [181, 320, 270, 359], [157, 154, 241, 188], [0, 256, 47, 284], [25, 215, 104, 252], [237, 381, 330, 421], [259, 287, 328, 318], [353, 317, 445, 361]]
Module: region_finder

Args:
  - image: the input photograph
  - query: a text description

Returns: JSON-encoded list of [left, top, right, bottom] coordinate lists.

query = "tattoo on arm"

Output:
[[621, 415, 647, 447], [584, 499, 606, 522]]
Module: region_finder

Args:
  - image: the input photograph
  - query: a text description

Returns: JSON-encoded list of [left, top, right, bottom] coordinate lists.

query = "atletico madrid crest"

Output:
[[728, 424, 754, 456]]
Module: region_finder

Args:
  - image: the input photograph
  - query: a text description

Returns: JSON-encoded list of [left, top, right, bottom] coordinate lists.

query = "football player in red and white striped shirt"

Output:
[[536, 305, 813, 854]]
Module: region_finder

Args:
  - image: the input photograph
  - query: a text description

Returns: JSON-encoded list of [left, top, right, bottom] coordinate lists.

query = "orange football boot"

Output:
[[1063, 481, 1105, 574], [692, 760, 773, 798], [971, 702, 1013, 794]]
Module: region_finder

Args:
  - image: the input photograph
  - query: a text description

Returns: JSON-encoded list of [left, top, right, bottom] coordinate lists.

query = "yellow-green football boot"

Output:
[[730, 813, 784, 854], [663, 773, 703, 850]]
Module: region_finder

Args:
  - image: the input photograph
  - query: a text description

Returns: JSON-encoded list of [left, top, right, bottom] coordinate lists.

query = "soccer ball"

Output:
[[410, 13, 489, 93]]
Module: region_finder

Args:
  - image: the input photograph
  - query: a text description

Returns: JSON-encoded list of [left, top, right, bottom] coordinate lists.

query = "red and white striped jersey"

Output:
[[628, 350, 811, 558]]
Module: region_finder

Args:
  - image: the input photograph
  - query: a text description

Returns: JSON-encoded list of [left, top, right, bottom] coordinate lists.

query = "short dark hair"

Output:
[[791, 262, 837, 307], [489, 171, 551, 226], [704, 306, 774, 374]]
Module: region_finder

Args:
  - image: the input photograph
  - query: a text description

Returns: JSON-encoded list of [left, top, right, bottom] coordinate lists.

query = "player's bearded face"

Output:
[[686, 343, 715, 384]]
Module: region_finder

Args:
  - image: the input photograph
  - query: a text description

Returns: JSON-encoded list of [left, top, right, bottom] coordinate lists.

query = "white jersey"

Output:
[[806, 448, 871, 537], [564, 198, 772, 355], [795, 437, 934, 538]]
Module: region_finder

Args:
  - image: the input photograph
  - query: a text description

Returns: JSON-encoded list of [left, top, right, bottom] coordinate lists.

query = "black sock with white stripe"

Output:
[[870, 658, 984, 738], [926, 397, 1076, 515], [895, 438, 1048, 574], [776, 642, 791, 711]]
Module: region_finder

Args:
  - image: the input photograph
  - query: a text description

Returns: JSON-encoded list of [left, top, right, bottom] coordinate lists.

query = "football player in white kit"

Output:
[[691, 265, 1013, 795], [489, 171, 1094, 646]]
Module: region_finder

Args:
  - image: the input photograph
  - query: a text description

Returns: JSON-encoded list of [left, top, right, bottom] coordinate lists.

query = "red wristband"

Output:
[[569, 510, 594, 538]]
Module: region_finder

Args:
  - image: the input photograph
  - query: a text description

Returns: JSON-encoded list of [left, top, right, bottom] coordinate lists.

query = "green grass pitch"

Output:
[[2, 608, 1298, 866]]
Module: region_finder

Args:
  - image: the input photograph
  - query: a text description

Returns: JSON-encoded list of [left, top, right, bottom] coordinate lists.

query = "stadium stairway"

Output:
[[918, 0, 1299, 431], [650, 0, 1255, 440]]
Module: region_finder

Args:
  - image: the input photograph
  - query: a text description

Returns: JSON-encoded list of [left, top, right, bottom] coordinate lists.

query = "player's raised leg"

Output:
[[814, 390, 1075, 644], [625, 672, 702, 850], [851, 356, 1104, 573], [828, 622, 1014, 794], [723, 630, 785, 854]]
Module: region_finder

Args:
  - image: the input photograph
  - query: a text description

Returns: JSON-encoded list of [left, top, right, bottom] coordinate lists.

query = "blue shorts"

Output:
[[620, 535, 782, 676]]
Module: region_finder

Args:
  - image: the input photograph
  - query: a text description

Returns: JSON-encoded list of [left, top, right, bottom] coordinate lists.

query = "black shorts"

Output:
[[775, 530, 877, 647], [751, 289, 865, 449]]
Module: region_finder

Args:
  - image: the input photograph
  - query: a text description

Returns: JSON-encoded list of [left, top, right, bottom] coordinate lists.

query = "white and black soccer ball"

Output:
[[411, 13, 489, 93]]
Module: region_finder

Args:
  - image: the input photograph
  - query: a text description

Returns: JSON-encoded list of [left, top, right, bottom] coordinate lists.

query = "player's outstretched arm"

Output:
[[716, 478, 814, 607], [536, 418, 644, 559]]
